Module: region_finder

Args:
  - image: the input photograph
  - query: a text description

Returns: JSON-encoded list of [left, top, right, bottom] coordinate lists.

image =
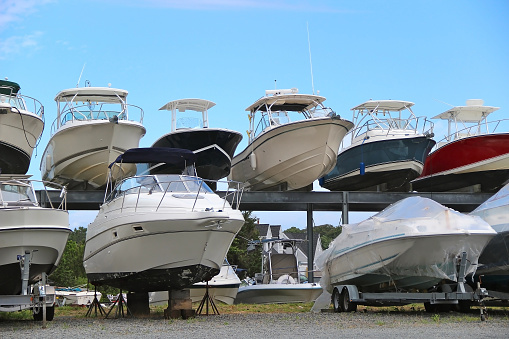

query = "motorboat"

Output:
[[317, 196, 496, 293], [0, 79, 44, 174], [55, 286, 101, 306], [469, 183, 509, 292], [229, 88, 353, 191], [412, 99, 509, 193], [40, 85, 146, 190], [152, 99, 243, 190], [83, 148, 245, 292], [0, 175, 70, 295], [234, 239, 322, 304], [149, 259, 241, 305], [319, 100, 435, 192]]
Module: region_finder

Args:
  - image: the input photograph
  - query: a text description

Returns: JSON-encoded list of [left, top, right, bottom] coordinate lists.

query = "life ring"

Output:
[[277, 274, 295, 284]]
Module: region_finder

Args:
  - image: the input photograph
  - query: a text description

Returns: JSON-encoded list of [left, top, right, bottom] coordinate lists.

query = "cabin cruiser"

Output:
[[0, 175, 70, 295], [318, 197, 496, 293], [229, 88, 353, 191], [412, 99, 509, 193], [470, 183, 509, 292], [235, 239, 322, 304], [83, 148, 245, 292], [320, 100, 435, 192], [152, 99, 243, 190], [149, 259, 241, 305], [40, 85, 146, 190], [0, 79, 44, 174]]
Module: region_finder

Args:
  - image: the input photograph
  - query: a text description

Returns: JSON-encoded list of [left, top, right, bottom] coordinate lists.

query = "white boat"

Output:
[[470, 183, 509, 291], [229, 88, 353, 191], [234, 239, 322, 304], [0, 175, 70, 295], [318, 196, 496, 293], [0, 79, 44, 174], [55, 287, 101, 306], [149, 259, 241, 305], [83, 148, 245, 292], [152, 99, 243, 190], [320, 100, 435, 192], [40, 85, 146, 190]]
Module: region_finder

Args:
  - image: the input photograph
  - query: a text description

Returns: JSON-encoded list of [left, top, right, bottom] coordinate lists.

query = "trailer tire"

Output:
[[33, 306, 54, 321], [341, 288, 357, 312], [332, 288, 342, 312], [424, 302, 437, 313]]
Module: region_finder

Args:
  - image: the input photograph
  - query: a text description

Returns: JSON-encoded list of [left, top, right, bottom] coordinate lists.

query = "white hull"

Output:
[[234, 283, 322, 304], [0, 109, 43, 160], [41, 120, 145, 189], [230, 118, 352, 191], [56, 290, 101, 306]]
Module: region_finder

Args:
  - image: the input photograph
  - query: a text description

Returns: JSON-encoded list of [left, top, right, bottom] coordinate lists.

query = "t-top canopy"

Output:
[[0, 79, 21, 95], [351, 100, 415, 112], [159, 98, 216, 112], [432, 99, 500, 122], [55, 87, 129, 103], [110, 148, 196, 168], [245, 91, 326, 113]]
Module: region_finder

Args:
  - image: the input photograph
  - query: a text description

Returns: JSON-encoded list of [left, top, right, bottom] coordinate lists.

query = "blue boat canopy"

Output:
[[109, 148, 196, 168]]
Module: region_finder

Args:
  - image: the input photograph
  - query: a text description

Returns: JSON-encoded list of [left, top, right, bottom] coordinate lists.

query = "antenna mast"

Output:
[[307, 22, 315, 95], [76, 63, 86, 87]]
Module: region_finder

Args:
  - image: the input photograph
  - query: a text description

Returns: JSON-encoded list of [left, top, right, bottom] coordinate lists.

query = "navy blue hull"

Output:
[[0, 142, 30, 174], [320, 136, 435, 192]]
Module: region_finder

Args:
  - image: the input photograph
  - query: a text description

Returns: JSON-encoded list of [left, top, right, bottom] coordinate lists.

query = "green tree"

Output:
[[285, 226, 305, 234], [49, 239, 87, 287], [281, 224, 343, 250], [227, 211, 261, 279]]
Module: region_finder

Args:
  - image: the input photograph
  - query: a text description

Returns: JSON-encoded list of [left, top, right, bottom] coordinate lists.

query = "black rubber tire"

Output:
[[33, 306, 54, 321], [424, 302, 437, 313], [341, 288, 357, 312], [332, 288, 342, 313]]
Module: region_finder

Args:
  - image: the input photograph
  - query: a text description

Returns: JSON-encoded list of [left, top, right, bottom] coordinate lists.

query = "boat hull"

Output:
[[230, 117, 353, 191], [83, 195, 244, 292], [0, 209, 70, 295], [234, 283, 322, 304], [151, 128, 242, 181], [320, 136, 435, 191], [41, 120, 145, 190], [412, 134, 509, 192], [0, 110, 43, 174]]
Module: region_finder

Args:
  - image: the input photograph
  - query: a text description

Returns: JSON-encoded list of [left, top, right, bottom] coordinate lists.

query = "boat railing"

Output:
[[0, 179, 67, 210], [350, 115, 434, 142], [0, 92, 44, 119], [50, 103, 144, 135], [106, 175, 243, 213], [436, 118, 509, 144]]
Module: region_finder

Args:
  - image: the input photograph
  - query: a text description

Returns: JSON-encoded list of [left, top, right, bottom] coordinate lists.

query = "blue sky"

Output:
[[2, 0, 508, 229]]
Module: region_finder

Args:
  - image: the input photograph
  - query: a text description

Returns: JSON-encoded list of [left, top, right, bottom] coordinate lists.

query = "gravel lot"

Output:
[[1, 310, 508, 338]]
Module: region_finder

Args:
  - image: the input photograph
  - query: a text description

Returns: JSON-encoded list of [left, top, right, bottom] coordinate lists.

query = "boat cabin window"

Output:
[[0, 183, 37, 205]]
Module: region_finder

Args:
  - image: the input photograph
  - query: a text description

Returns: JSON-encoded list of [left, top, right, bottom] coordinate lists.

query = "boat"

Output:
[[229, 88, 353, 191], [149, 259, 241, 305], [234, 239, 322, 304], [319, 100, 435, 192], [317, 196, 496, 293], [0, 175, 70, 295], [0, 78, 44, 174], [152, 99, 243, 190], [412, 99, 509, 193], [40, 84, 146, 190], [55, 286, 101, 306], [469, 183, 509, 292], [83, 148, 245, 292]]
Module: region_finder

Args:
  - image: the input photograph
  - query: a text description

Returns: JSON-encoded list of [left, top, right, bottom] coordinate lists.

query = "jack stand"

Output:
[[105, 290, 132, 319], [85, 287, 106, 317], [196, 282, 219, 315]]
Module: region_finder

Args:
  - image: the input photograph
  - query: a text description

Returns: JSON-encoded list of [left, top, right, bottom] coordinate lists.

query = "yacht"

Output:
[[320, 100, 435, 191], [152, 98, 243, 190], [229, 88, 353, 191], [0, 175, 70, 295], [40, 85, 146, 190], [83, 148, 245, 292], [0, 79, 44, 174]]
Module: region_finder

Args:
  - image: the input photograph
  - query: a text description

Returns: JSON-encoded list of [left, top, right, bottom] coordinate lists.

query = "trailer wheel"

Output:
[[341, 288, 357, 312], [33, 306, 54, 321], [332, 288, 342, 312], [424, 302, 437, 313]]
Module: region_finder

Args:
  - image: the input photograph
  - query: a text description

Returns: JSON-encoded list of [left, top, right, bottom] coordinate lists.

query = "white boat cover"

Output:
[[316, 196, 496, 294], [472, 183, 509, 213]]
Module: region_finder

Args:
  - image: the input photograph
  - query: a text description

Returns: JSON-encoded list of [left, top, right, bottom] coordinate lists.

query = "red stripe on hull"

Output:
[[420, 134, 509, 177]]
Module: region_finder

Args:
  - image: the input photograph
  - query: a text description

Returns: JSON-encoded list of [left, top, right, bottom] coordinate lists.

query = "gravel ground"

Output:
[[1, 310, 508, 338]]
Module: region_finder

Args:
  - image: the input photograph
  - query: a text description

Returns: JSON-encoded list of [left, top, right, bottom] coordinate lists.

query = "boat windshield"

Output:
[[0, 181, 37, 206], [176, 111, 203, 129]]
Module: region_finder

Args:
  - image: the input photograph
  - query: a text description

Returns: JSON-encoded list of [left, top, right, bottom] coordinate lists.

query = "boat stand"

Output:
[[85, 287, 106, 318], [196, 282, 219, 315], [105, 290, 132, 319]]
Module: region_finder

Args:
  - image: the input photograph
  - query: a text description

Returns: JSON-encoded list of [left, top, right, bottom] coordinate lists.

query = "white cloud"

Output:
[[0, 31, 43, 59], [0, 0, 53, 31]]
